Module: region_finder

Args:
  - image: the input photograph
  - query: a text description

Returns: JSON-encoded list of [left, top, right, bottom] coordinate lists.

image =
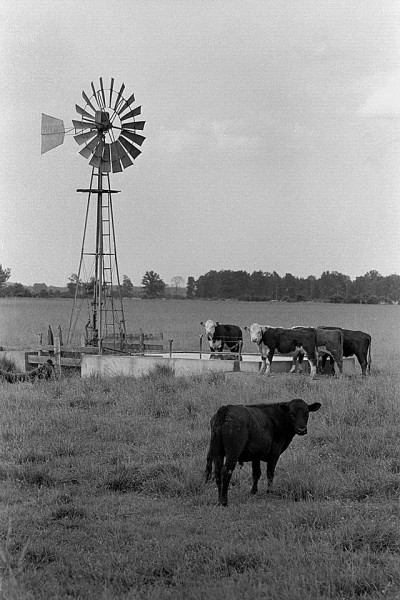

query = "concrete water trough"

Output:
[[81, 352, 356, 378]]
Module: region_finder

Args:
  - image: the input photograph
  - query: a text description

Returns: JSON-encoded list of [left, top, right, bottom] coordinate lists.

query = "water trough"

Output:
[[81, 352, 356, 378]]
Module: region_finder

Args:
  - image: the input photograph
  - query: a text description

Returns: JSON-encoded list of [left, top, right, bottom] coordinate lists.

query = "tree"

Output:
[[186, 276, 196, 299], [67, 274, 81, 297], [6, 282, 31, 297], [122, 275, 134, 298], [171, 275, 184, 298], [141, 270, 165, 298], [0, 264, 11, 290]]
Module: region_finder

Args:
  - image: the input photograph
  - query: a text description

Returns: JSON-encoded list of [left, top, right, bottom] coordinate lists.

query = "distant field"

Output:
[[0, 297, 399, 368]]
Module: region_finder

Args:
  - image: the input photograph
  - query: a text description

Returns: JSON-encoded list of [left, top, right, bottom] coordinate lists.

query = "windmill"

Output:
[[41, 78, 145, 352]]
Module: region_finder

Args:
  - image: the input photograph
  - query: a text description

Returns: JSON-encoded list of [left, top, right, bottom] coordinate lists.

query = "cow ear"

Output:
[[244, 326, 249, 331], [216, 321, 220, 325], [200, 321, 204, 325], [308, 402, 322, 412]]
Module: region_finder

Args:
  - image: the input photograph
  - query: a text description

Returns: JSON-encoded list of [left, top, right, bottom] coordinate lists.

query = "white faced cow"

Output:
[[245, 324, 318, 378], [200, 320, 243, 357]]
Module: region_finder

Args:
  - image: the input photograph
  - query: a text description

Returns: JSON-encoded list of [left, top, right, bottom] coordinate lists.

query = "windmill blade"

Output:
[[74, 130, 98, 145], [72, 119, 98, 130], [113, 82, 125, 112], [91, 81, 101, 108], [110, 141, 123, 173], [118, 92, 136, 116], [122, 121, 145, 131], [120, 129, 146, 146], [99, 77, 106, 108], [79, 134, 102, 159], [41, 114, 65, 154], [89, 139, 105, 167], [82, 90, 97, 112], [119, 136, 141, 160], [115, 139, 133, 169], [120, 106, 141, 121], [75, 104, 95, 121], [109, 77, 114, 106]]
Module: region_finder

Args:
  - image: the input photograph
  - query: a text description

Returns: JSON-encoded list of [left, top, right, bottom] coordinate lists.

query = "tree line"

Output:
[[188, 269, 400, 304], [1, 264, 399, 304]]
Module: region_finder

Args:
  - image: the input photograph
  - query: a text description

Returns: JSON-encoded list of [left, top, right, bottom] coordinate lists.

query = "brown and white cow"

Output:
[[200, 320, 243, 356], [318, 327, 371, 376], [244, 324, 318, 378], [291, 327, 344, 375]]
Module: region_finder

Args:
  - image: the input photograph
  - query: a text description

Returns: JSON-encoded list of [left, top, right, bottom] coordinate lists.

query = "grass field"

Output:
[[1, 300, 400, 599]]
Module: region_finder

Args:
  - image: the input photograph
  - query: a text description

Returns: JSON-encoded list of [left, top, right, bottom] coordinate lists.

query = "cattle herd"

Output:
[[201, 319, 372, 377], [202, 318, 372, 505]]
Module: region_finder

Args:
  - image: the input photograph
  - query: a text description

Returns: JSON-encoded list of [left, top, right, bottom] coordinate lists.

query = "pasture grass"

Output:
[[1, 365, 400, 599]]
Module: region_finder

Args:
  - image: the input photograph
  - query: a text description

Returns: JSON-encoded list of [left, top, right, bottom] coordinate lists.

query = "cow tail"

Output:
[[368, 337, 372, 373], [205, 406, 229, 482]]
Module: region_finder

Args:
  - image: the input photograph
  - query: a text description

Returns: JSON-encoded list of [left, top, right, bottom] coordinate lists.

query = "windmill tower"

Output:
[[41, 78, 145, 352]]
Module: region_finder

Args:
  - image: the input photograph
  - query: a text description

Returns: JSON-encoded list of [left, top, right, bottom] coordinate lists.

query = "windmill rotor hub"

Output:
[[95, 110, 111, 133]]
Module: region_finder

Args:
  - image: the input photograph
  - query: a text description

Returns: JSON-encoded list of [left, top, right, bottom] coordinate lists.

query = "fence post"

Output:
[[169, 339, 173, 358], [38, 333, 43, 356], [140, 331, 145, 354], [54, 335, 62, 377], [199, 335, 203, 359], [48, 326, 54, 354]]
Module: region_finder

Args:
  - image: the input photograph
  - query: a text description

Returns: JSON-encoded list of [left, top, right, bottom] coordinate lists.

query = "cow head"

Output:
[[244, 323, 264, 345], [283, 398, 321, 435], [200, 319, 217, 338], [200, 320, 221, 350]]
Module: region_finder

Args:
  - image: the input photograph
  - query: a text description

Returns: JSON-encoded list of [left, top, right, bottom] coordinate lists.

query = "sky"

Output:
[[1, 0, 399, 287]]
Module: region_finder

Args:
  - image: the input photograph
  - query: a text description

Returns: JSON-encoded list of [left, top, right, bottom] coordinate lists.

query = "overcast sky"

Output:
[[1, 0, 399, 287]]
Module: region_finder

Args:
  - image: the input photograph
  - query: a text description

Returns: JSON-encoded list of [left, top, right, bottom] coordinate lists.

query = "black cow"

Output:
[[318, 327, 371, 376], [0, 359, 55, 383], [245, 324, 318, 378], [205, 398, 321, 506], [200, 320, 243, 356]]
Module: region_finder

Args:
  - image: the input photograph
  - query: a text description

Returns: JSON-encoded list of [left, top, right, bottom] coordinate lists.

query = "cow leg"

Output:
[[332, 353, 343, 376], [290, 347, 301, 373], [262, 350, 274, 376], [250, 460, 261, 495], [297, 351, 305, 373], [259, 357, 271, 374], [266, 453, 280, 488], [219, 458, 237, 507], [258, 345, 272, 375], [358, 353, 368, 376], [260, 357, 267, 374], [213, 455, 224, 498], [308, 358, 317, 379]]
